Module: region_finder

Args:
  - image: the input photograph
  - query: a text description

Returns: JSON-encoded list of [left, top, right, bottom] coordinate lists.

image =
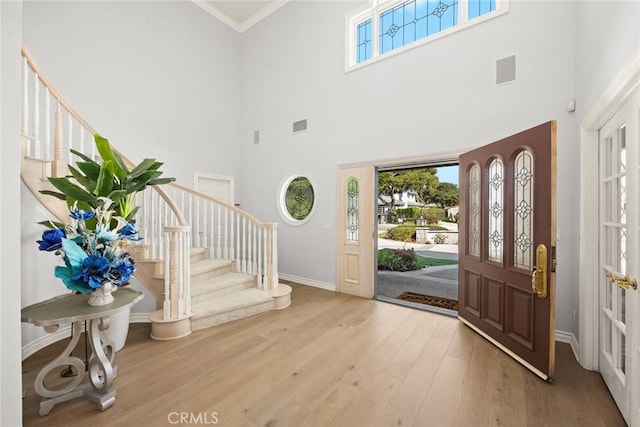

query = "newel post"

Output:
[[50, 103, 66, 177], [149, 225, 192, 341], [264, 223, 279, 291]]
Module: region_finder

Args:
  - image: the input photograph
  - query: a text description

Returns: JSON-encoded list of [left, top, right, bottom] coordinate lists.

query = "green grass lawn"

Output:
[[415, 255, 459, 268]]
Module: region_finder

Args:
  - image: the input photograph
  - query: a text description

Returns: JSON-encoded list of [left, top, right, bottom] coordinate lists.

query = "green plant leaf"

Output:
[[129, 159, 161, 179], [69, 149, 98, 165], [107, 189, 128, 204], [37, 220, 65, 229], [39, 189, 67, 201], [148, 177, 176, 186], [48, 177, 99, 206], [95, 160, 115, 196], [68, 165, 95, 193], [76, 161, 101, 181], [95, 135, 128, 181]]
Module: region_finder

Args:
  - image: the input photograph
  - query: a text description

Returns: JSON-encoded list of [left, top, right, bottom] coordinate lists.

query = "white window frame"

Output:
[[277, 173, 318, 226], [345, 0, 510, 72]]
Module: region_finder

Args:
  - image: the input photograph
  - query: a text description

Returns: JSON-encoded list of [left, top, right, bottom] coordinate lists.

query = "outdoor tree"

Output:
[[430, 182, 459, 208], [378, 168, 439, 214]]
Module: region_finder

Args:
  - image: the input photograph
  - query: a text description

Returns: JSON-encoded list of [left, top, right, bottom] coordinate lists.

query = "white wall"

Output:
[[239, 1, 580, 334], [1, 1, 24, 425], [575, 1, 640, 119], [21, 0, 242, 187]]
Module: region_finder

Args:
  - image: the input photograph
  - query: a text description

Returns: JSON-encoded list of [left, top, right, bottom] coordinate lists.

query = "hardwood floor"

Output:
[[22, 284, 625, 426]]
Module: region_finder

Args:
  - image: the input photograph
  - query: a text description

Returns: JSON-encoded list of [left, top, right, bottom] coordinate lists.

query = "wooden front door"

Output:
[[337, 165, 375, 298], [458, 121, 557, 380]]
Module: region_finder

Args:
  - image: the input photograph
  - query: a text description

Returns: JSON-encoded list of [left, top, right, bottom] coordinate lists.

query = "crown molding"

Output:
[[191, 0, 290, 34]]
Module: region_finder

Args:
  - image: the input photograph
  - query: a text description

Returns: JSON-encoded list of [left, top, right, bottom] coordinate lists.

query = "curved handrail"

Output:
[[169, 182, 269, 227], [21, 44, 188, 227]]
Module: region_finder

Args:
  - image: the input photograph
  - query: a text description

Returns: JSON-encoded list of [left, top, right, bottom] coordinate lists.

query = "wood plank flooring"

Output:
[[22, 284, 625, 426]]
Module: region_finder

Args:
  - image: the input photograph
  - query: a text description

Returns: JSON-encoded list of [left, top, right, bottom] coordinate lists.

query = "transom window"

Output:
[[348, 0, 508, 69]]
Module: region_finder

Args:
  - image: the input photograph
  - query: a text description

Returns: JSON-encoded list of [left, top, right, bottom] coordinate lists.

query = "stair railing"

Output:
[[20, 45, 281, 326]]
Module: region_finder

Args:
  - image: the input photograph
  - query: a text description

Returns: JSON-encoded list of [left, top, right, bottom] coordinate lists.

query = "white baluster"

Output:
[[44, 88, 51, 160], [184, 231, 192, 316], [242, 217, 247, 273], [224, 209, 229, 259], [260, 227, 267, 289], [216, 204, 222, 259], [67, 114, 73, 164], [234, 212, 239, 268], [163, 231, 171, 320], [22, 58, 29, 139], [271, 224, 279, 290], [178, 231, 185, 317], [79, 126, 85, 157], [33, 74, 40, 158], [209, 202, 214, 257]]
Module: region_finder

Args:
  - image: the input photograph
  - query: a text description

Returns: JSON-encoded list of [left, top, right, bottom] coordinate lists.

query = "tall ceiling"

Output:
[[192, 0, 290, 33]]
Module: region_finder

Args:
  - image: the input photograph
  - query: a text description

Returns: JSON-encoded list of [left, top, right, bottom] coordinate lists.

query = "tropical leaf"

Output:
[[48, 177, 99, 206], [37, 219, 65, 229], [95, 160, 115, 196], [75, 161, 101, 181], [148, 177, 176, 186], [70, 149, 98, 165], [129, 159, 161, 179], [39, 189, 67, 201], [95, 135, 128, 180], [68, 165, 95, 192]]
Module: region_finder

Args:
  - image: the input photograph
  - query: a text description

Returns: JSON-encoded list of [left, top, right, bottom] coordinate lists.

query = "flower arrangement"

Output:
[[37, 198, 140, 294], [37, 134, 175, 298]]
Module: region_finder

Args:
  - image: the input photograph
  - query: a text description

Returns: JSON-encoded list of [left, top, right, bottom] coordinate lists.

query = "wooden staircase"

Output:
[[20, 43, 291, 341]]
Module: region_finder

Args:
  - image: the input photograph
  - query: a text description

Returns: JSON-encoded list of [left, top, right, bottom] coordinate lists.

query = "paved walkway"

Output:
[[376, 236, 459, 307]]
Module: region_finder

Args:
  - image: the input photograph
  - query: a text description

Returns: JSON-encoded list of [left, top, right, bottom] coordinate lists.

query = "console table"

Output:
[[21, 288, 143, 416]]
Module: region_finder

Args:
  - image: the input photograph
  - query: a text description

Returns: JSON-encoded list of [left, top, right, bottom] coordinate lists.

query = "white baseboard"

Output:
[[555, 329, 580, 363], [279, 274, 336, 291], [21, 312, 152, 360], [22, 325, 73, 360]]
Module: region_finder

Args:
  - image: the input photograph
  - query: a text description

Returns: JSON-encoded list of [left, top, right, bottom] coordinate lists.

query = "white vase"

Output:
[[87, 282, 115, 306]]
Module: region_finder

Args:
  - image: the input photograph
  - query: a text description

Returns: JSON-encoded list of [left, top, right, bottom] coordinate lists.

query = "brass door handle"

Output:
[[531, 244, 548, 298], [606, 273, 638, 290]]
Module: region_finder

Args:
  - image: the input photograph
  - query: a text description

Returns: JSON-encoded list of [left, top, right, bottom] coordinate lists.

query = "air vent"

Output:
[[293, 119, 307, 133], [496, 55, 516, 85], [253, 130, 260, 144]]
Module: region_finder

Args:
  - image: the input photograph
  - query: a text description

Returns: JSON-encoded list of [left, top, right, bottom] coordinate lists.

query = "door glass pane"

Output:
[[617, 330, 626, 374], [468, 163, 481, 257], [514, 150, 534, 270], [617, 286, 626, 325], [605, 317, 612, 356], [488, 158, 504, 262], [347, 178, 359, 242]]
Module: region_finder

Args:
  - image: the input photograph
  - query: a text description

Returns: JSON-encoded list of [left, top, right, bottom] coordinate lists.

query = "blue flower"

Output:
[[69, 209, 96, 221], [37, 228, 67, 251], [107, 254, 136, 285], [73, 255, 110, 289], [119, 223, 142, 241]]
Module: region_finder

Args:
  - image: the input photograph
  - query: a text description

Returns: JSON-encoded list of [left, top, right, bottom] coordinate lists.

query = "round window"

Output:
[[278, 175, 316, 225]]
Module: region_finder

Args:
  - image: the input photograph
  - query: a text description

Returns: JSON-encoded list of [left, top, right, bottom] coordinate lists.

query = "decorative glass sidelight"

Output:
[[488, 158, 504, 262], [468, 164, 481, 257], [347, 178, 359, 242], [514, 150, 534, 270]]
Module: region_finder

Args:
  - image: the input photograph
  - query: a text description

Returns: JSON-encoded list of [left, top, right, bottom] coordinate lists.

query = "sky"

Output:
[[436, 165, 459, 186]]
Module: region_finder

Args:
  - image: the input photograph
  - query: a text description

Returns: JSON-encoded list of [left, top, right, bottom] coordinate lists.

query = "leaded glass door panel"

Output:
[[458, 121, 557, 380], [598, 95, 639, 425], [337, 165, 375, 298]]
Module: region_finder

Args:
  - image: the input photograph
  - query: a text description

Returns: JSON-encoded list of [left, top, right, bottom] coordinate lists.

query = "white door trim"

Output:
[[194, 172, 235, 205], [579, 49, 640, 370]]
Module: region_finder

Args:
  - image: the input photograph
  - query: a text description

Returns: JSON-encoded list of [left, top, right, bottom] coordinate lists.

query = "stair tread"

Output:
[[190, 258, 233, 275], [191, 272, 254, 296], [191, 288, 272, 317]]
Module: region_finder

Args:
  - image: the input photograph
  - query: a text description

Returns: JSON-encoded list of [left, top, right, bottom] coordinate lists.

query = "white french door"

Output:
[[599, 93, 639, 425]]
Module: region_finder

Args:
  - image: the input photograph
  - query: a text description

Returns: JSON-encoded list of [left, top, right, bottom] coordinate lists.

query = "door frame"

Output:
[[579, 51, 640, 424]]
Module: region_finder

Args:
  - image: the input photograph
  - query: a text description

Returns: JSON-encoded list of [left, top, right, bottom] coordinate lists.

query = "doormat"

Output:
[[395, 291, 458, 311]]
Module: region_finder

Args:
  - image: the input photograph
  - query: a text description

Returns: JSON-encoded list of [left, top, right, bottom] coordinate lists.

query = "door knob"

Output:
[[606, 272, 638, 290], [531, 244, 548, 298]]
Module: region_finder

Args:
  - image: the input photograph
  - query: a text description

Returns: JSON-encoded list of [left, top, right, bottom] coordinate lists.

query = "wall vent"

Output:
[[293, 119, 307, 133], [496, 55, 516, 85], [253, 130, 260, 144]]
